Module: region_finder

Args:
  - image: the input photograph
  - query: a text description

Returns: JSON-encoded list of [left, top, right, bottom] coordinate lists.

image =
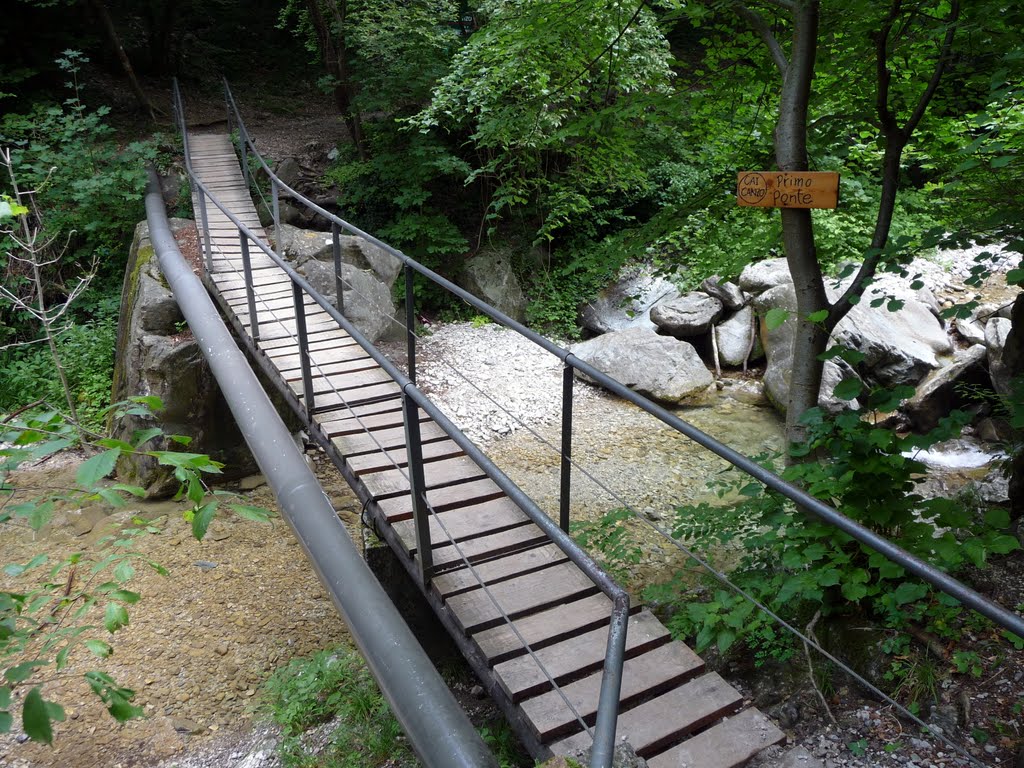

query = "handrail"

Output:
[[143, 167, 497, 768], [219, 78, 1024, 642], [174, 79, 630, 768]]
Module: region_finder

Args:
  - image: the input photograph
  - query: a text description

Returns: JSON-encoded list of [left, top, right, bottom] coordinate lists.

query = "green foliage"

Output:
[[478, 719, 531, 768], [0, 316, 117, 431], [0, 398, 274, 743], [572, 508, 643, 586], [414, 0, 675, 244], [260, 646, 416, 768], [262, 645, 530, 768], [642, 396, 1019, 663], [0, 51, 155, 346], [326, 129, 469, 261]]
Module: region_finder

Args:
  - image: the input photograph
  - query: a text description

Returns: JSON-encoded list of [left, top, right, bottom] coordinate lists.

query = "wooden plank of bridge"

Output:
[[187, 129, 783, 768]]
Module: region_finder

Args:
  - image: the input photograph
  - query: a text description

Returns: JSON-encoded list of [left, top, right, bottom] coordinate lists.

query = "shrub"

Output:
[[643, 392, 1020, 659]]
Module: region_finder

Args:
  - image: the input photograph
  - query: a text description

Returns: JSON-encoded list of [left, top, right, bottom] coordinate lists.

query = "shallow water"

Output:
[[483, 383, 785, 530], [904, 437, 1005, 470]]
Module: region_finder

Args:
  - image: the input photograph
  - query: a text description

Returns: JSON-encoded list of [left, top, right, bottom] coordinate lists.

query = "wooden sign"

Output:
[[737, 171, 840, 209]]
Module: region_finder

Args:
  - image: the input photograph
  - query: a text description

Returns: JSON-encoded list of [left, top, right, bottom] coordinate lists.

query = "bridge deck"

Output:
[[187, 131, 784, 766]]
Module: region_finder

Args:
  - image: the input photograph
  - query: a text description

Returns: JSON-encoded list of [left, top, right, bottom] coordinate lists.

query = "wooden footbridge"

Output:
[[175, 84, 785, 768]]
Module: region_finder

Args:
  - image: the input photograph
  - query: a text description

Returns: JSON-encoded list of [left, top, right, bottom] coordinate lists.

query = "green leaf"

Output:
[[152, 452, 222, 473], [96, 488, 127, 508], [841, 582, 868, 601], [95, 439, 134, 452], [191, 501, 218, 541], [128, 395, 163, 411], [107, 692, 143, 721], [103, 603, 130, 633], [76, 449, 121, 489], [892, 581, 928, 605], [27, 501, 54, 532], [105, 589, 141, 605], [228, 504, 275, 523], [987, 534, 1020, 554], [110, 483, 146, 498], [765, 308, 789, 331], [0, 687, 9, 708], [806, 309, 828, 324], [817, 568, 842, 586], [5, 661, 44, 683], [113, 561, 135, 582], [22, 688, 53, 745], [984, 508, 1011, 529], [130, 428, 163, 449], [85, 639, 113, 658], [832, 378, 863, 401], [0, 711, 11, 733], [716, 628, 736, 653]]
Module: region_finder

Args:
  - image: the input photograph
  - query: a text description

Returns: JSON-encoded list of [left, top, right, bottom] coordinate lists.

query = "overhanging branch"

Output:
[[733, 2, 789, 74]]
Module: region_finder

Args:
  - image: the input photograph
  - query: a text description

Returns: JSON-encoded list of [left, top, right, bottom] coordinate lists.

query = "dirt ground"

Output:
[[0, 453, 363, 768]]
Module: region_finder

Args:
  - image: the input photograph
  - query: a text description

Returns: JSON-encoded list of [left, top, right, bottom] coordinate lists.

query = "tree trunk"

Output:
[[305, 0, 367, 159], [772, 0, 825, 445], [87, 0, 160, 120], [147, 0, 182, 75], [1003, 292, 1024, 524]]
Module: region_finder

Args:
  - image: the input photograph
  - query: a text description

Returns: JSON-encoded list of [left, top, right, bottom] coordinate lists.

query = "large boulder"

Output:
[[738, 258, 791, 295], [301, 260, 396, 343], [903, 344, 988, 431], [754, 283, 860, 414], [111, 220, 256, 496], [651, 293, 724, 338], [459, 249, 526, 323], [986, 317, 1013, 395], [701, 275, 746, 310], [570, 327, 713, 404], [714, 306, 763, 367], [272, 223, 333, 264], [824, 273, 952, 387], [270, 223, 400, 343], [271, 223, 402, 286], [832, 293, 952, 387], [581, 265, 680, 334]]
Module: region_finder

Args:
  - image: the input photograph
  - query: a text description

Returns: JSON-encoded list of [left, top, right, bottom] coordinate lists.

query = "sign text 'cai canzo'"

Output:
[[736, 171, 840, 209]]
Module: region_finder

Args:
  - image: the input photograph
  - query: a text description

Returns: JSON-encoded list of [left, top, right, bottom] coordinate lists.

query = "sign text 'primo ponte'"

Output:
[[737, 171, 840, 209]]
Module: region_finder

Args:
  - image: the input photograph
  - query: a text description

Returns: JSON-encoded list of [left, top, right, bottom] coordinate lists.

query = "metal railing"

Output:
[[174, 79, 630, 768], [175, 77, 1024, 765], [215, 78, 1024, 642], [143, 168, 497, 768]]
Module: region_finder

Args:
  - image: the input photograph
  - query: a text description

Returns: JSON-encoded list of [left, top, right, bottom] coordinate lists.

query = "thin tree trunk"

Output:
[[4, 158, 82, 428], [305, 0, 367, 159], [772, 0, 825, 445], [87, 0, 160, 120]]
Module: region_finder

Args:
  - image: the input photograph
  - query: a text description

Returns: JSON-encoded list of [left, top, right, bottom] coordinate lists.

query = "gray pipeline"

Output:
[[143, 169, 497, 768]]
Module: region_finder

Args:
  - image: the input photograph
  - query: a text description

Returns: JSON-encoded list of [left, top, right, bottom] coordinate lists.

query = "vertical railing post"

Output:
[[332, 222, 344, 313], [224, 82, 232, 138], [239, 230, 259, 341], [405, 264, 416, 384], [240, 128, 251, 190], [559, 364, 574, 533], [196, 188, 213, 273], [403, 393, 433, 584], [272, 178, 280, 233], [293, 282, 315, 416]]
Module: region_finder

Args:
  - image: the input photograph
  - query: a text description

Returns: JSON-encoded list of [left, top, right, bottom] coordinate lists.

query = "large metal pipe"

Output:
[[143, 170, 497, 768]]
